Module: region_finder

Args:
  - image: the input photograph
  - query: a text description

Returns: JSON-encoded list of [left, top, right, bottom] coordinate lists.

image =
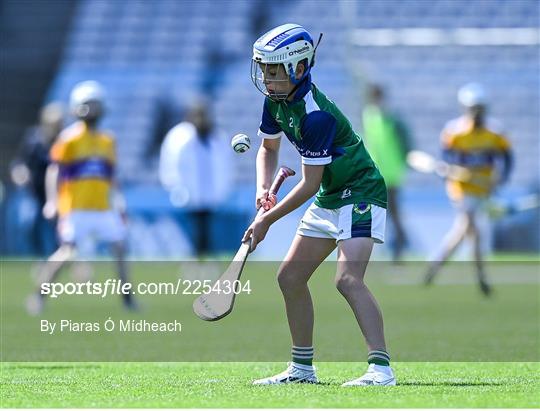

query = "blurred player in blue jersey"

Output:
[[424, 83, 513, 296], [244, 24, 395, 386], [11, 102, 65, 255], [26, 81, 135, 315]]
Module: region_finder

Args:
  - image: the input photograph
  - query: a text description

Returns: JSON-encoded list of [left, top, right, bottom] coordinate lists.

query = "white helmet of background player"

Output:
[[458, 82, 487, 108], [251, 23, 321, 101], [70, 80, 105, 122]]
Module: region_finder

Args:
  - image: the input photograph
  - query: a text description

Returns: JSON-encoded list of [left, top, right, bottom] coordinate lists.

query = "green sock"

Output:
[[368, 350, 390, 366], [292, 346, 314, 366]]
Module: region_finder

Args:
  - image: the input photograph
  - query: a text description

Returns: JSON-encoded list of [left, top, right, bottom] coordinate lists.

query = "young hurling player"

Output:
[[424, 83, 512, 296], [26, 81, 135, 315], [243, 24, 395, 386]]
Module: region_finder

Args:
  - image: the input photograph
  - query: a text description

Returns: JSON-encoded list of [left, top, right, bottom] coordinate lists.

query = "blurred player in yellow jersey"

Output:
[[424, 83, 513, 296], [27, 81, 135, 314]]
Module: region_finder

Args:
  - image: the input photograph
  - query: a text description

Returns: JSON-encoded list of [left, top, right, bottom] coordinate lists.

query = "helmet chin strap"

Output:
[[285, 74, 309, 102]]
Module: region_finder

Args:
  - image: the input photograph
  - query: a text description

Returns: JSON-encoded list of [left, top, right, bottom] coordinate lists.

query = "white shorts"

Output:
[[452, 195, 488, 215], [58, 210, 126, 245], [297, 202, 386, 244]]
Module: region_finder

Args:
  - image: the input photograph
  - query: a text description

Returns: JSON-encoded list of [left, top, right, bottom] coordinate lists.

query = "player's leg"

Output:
[[335, 237, 384, 350], [110, 240, 137, 309], [26, 212, 81, 315], [424, 211, 469, 285], [466, 211, 491, 296], [278, 234, 336, 347], [337, 237, 395, 386], [35, 243, 76, 284], [387, 187, 407, 262], [195, 209, 211, 257], [100, 210, 136, 309], [253, 234, 336, 385], [26, 243, 76, 315], [252, 208, 337, 385], [329, 203, 395, 386]]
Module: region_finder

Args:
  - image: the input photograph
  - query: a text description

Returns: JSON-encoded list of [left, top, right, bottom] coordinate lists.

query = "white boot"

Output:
[[253, 362, 317, 385], [342, 364, 396, 386], [26, 293, 44, 316]]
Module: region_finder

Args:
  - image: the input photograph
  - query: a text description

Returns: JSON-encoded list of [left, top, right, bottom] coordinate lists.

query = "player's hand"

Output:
[[256, 189, 277, 211], [242, 215, 270, 252], [42, 201, 57, 220]]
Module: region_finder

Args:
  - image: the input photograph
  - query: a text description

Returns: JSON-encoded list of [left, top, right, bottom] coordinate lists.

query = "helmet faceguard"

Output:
[[458, 82, 488, 126], [251, 24, 321, 102], [70, 80, 106, 122], [251, 62, 295, 102]]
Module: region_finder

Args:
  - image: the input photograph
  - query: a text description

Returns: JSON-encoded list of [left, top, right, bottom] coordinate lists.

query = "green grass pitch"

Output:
[[1, 258, 539, 408], [2, 362, 539, 408]]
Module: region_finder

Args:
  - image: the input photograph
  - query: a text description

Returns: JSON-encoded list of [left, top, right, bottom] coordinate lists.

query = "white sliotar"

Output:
[[231, 133, 251, 153]]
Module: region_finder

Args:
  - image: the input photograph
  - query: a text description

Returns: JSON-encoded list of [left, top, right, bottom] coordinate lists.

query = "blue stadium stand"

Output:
[[35, 0, 537, 257]]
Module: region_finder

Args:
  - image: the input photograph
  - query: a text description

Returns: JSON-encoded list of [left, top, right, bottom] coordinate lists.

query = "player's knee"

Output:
[[53, 244, 76, 262], [277, 269, 306, 293], [335, 272, 364, 295]]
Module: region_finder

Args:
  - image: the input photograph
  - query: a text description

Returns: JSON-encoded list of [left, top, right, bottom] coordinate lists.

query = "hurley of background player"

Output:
[[243, 24, 394, 386], [424, 83, 513, 296], [26, 81, 135, 315]]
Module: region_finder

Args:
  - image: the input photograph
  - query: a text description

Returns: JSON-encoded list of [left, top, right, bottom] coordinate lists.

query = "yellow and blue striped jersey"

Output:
[[441, 116, 512, 200], [50, 122, 115, 216]]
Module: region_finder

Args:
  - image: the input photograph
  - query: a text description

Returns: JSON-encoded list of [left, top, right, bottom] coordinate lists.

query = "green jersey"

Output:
[[362, 104, 410, 188], [258, 79, 387, 209]]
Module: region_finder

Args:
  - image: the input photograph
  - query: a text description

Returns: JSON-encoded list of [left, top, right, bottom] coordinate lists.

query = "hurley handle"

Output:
[[269, 166, 296, 196], [256, 166, 296, 218]]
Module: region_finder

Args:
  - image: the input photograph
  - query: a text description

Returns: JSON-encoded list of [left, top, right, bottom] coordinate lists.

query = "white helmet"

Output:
[[70, 81, 104, 109], [458, 82, 487, 107], [251, 24, 320, 101]]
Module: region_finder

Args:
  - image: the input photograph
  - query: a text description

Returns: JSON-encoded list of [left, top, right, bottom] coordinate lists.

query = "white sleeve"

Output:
[[257, 128, 283, 140], [301, 156, 332, 166]]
